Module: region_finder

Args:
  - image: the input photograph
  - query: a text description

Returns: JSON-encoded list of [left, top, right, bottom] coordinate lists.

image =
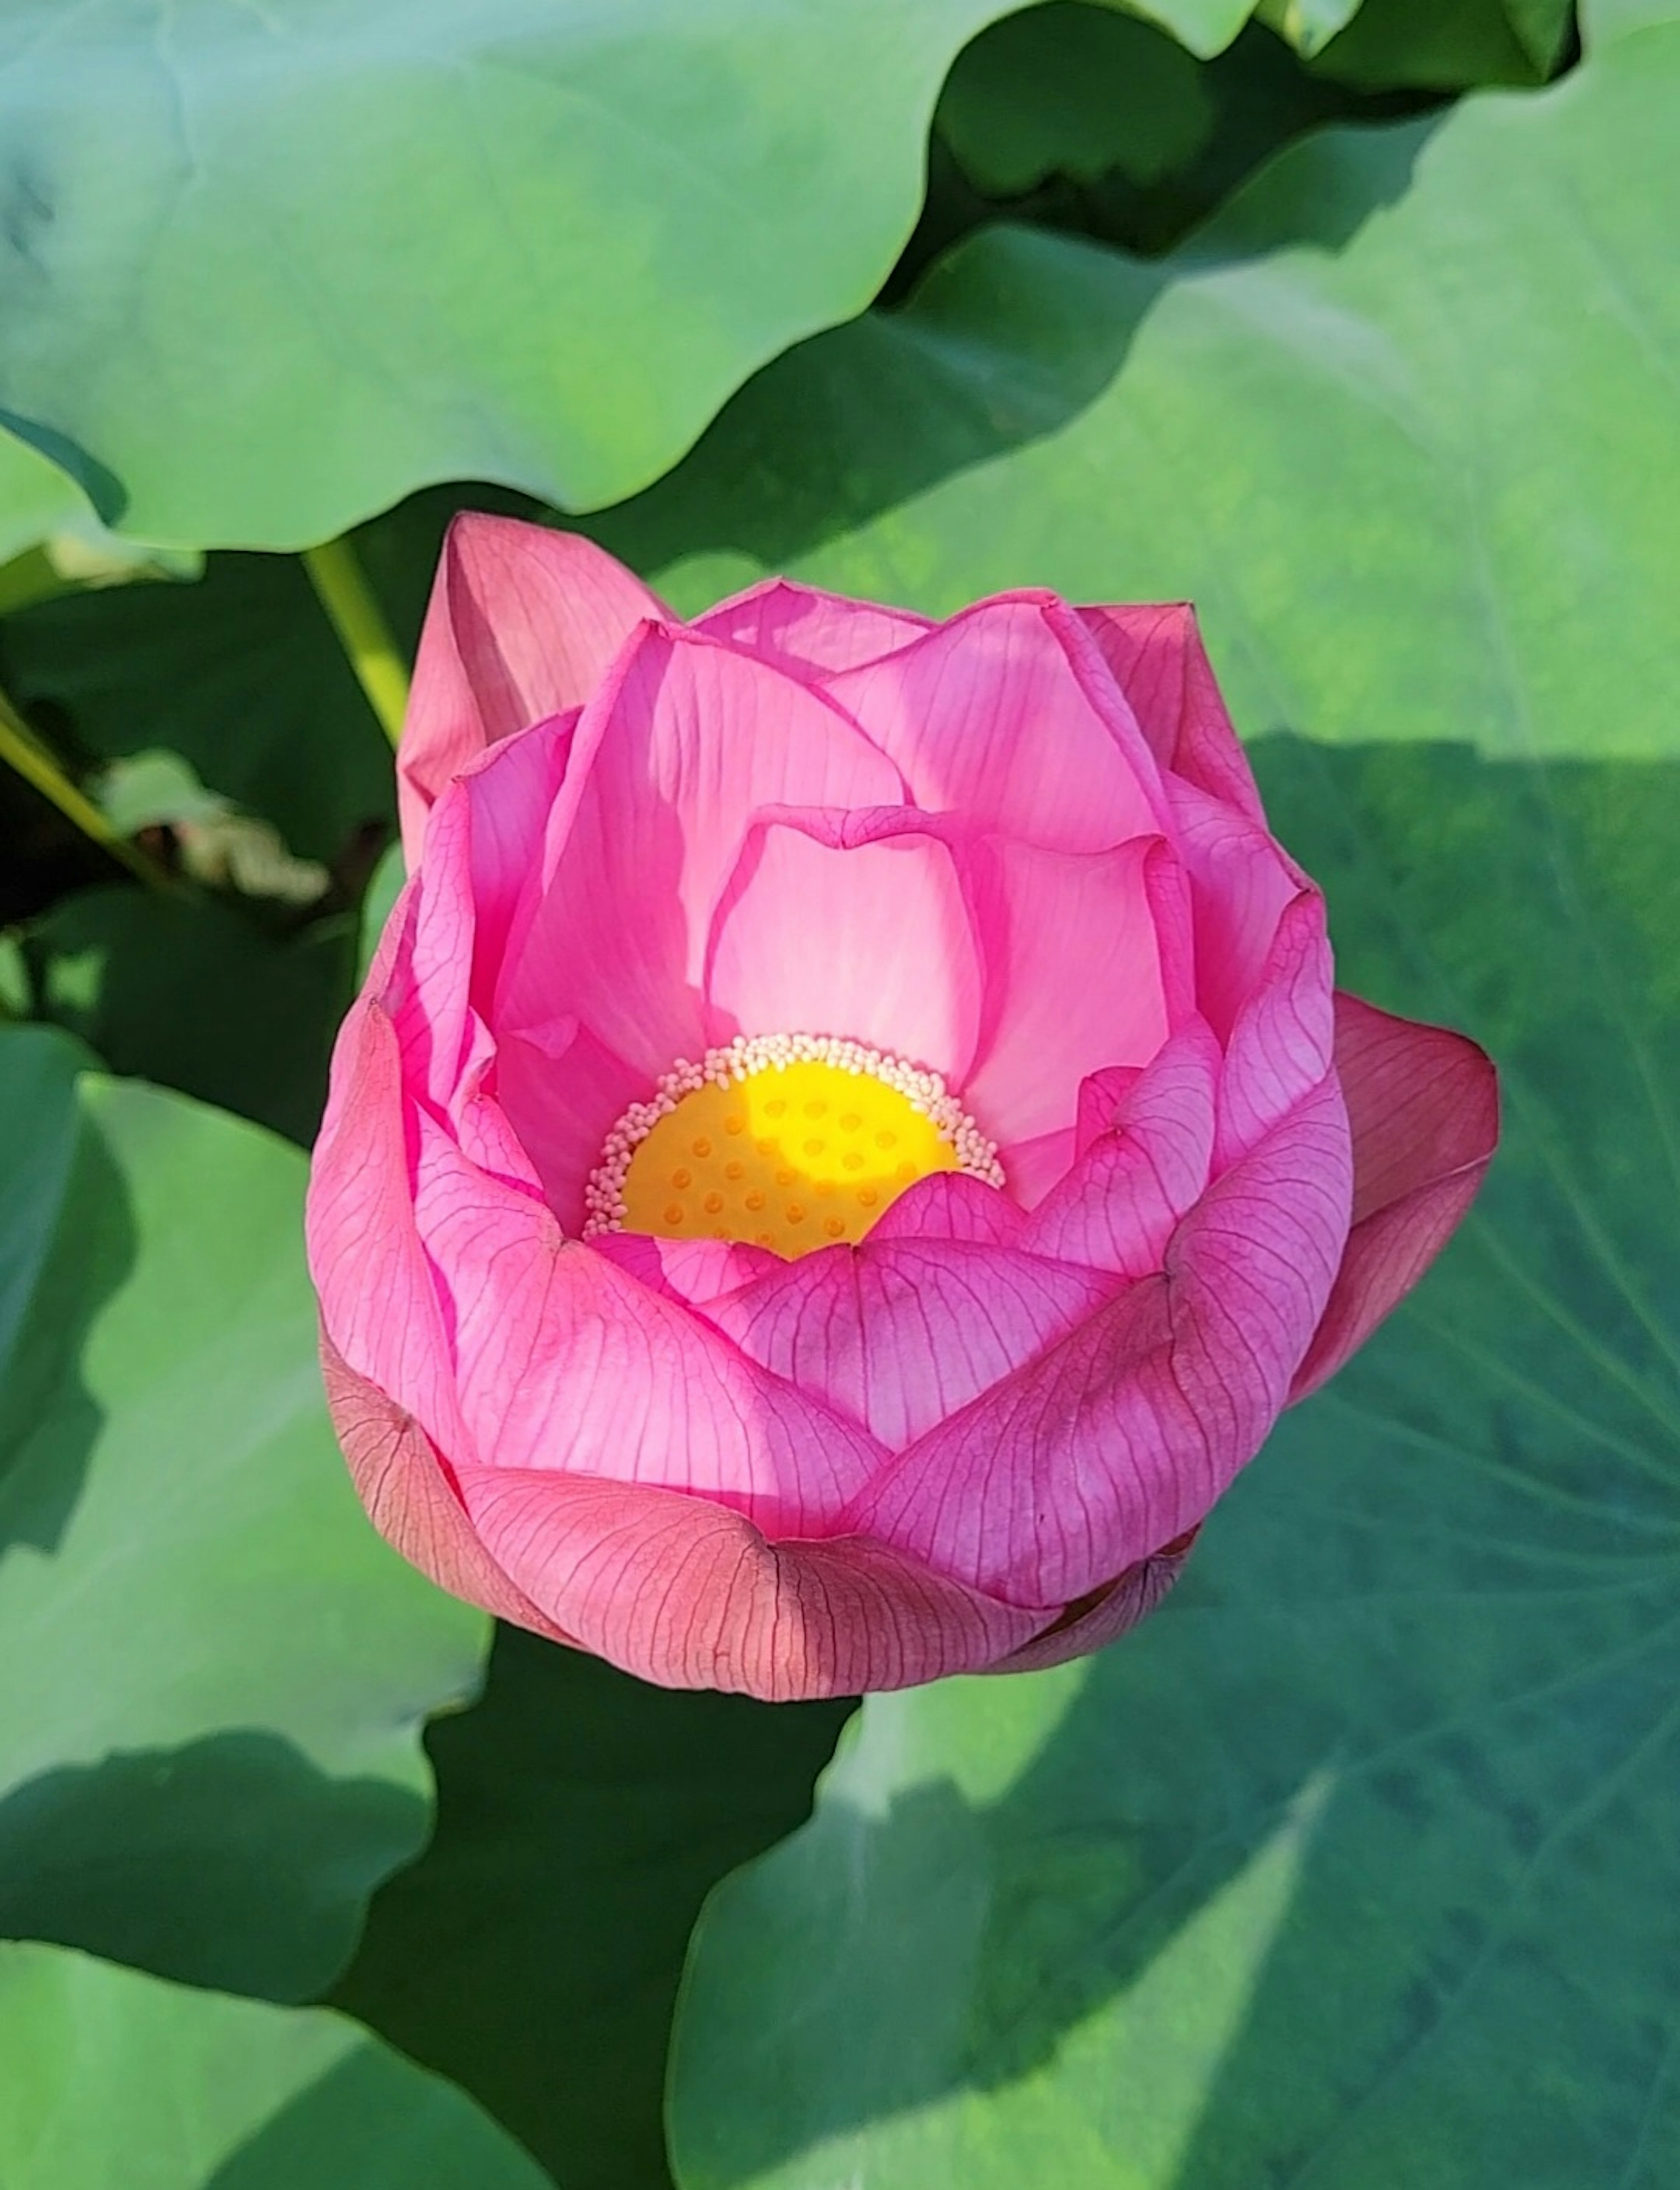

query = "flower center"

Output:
[[584, 1033, 1003, 1258]]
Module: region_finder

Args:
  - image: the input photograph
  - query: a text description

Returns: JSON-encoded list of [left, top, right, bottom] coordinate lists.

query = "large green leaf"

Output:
[[668, 728, 1680, 2188], [0, 1027, 488, 2001], [598, 9, 1669, 769], [592, 7, 1680, 2183], [0, 0, 1267, 554], [0, 1944, 554, 2188], [336, 1628, 849, 2190], [0, 426, 94, 566]]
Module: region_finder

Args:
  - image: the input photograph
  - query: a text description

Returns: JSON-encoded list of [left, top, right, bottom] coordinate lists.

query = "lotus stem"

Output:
[[0, 687, 173, 892], [304, 536, 410, 750]]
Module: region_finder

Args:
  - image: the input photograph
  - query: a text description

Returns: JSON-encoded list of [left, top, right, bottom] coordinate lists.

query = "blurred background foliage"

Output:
[[7, 4, 1677, 2188]]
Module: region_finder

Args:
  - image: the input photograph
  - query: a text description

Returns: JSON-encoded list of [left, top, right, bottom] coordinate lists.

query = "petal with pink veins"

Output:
[[848, 1069, 1351, 1606], [407, 1120, 887, 1536], [494, 1016, 647, 1233], [321, 1334, 574, 1643], [1077, 603, 1265, 822], [1291, 992, 1498, 1400], [705, 1238, 1123, 1449], [984, 1527, 1199, 1675], [1214, 889, 1336, 1168], [1024, 1018, 1223, 1277], [961, 833, 1190, 1151], [1170, 776, 1307, 1044], [452, 1468, 1049, 1697], [591, 1229, 784, 1312], [864, 1171, 1029, 1248], [825, 595, 1167, 850], [498, 624, 903, 1082], [399, 515, 666, 860], [696, 578, 934, 676], [306, 997, 476, 1464], [704, 805, 982, 1080]]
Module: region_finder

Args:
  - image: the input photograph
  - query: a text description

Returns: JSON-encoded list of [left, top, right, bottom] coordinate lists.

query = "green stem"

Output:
[[304, 537, 410, 749], [0, 689, 173, 892]]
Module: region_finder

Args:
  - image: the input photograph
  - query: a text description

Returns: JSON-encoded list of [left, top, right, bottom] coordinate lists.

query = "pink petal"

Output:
[[494, 1016, 646, 1233], [1075, 1064, 1144, 1155], [704, 806, 982, 1078], [590, 1229, 783, 1311], [498, 623, 903, 1082], [399, 515, 665, 861], [865, 1171, 1029, 1248], [961, 834, 1190, 1151], [406, 1121, 886, 1537], [847, 1069, 1351, 1606], [452, 1467, 1048, 1697], [320, 1333, 574, 1643], [696, 578, 934, 675], [1077, 603, 1265, 821], [1290, 992, 1498, 1400], [1023, 1018, 1223, 1277], [824, 595, 1166, 851], [306, 997, 474, 1462], [996, 1126, 1078, 1211], [705, 1239, 1122, 1449], [1171, 777, 1307, 1044], [984, 1527, 1198, 1675], [1214, 888, 1337, 1168]]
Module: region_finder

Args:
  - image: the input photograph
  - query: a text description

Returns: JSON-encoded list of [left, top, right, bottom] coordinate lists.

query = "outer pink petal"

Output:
[[847, 1069, 1351, 1606], [1290, 992, 1498, 1400], [824, 595, 1166, 851], [961, 833, 1191, 1151], [704, 806, 983, 1080], [307, 994, 473, 1463], [499, 623, 903, 1081], [704, 1240, 1121, 1449], [1077, 603, 1265, 822], [320, 1333, 574, 1643], [696, 579, 934, 675], [984, 1528, 1199, 1675], [406, 1122, 886, 1537], [452, 1467, 1048, 1697], [1023, 1018, 1223, 1277], [399, 515, 666, 861]]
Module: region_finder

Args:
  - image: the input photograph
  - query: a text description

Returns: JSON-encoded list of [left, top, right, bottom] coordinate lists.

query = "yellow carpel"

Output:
[[620, 1057, 959, 1256]]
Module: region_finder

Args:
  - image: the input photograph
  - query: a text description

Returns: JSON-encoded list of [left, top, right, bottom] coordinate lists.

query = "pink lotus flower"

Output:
[[306, 515, 1498, 1700]]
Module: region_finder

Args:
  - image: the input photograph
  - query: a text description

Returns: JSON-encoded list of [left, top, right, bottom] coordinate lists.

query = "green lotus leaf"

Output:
[[0, 1028, 488, 2001], [595, 6, 1680, 2182], [336, 1630, 849, 2190], [0, 1943, 554, 2188], [0, 0, 1273, 554]]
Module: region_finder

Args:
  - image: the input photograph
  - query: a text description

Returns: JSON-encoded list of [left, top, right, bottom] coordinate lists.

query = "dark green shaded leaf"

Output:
[[336, 1629, 849, 2190], [939, 7, 1214, 192], [1312, 0, 1572, 86]]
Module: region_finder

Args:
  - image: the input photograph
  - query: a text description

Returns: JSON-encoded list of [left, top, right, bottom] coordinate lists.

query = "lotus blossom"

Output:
[[305, 514, 1498, 1700]]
